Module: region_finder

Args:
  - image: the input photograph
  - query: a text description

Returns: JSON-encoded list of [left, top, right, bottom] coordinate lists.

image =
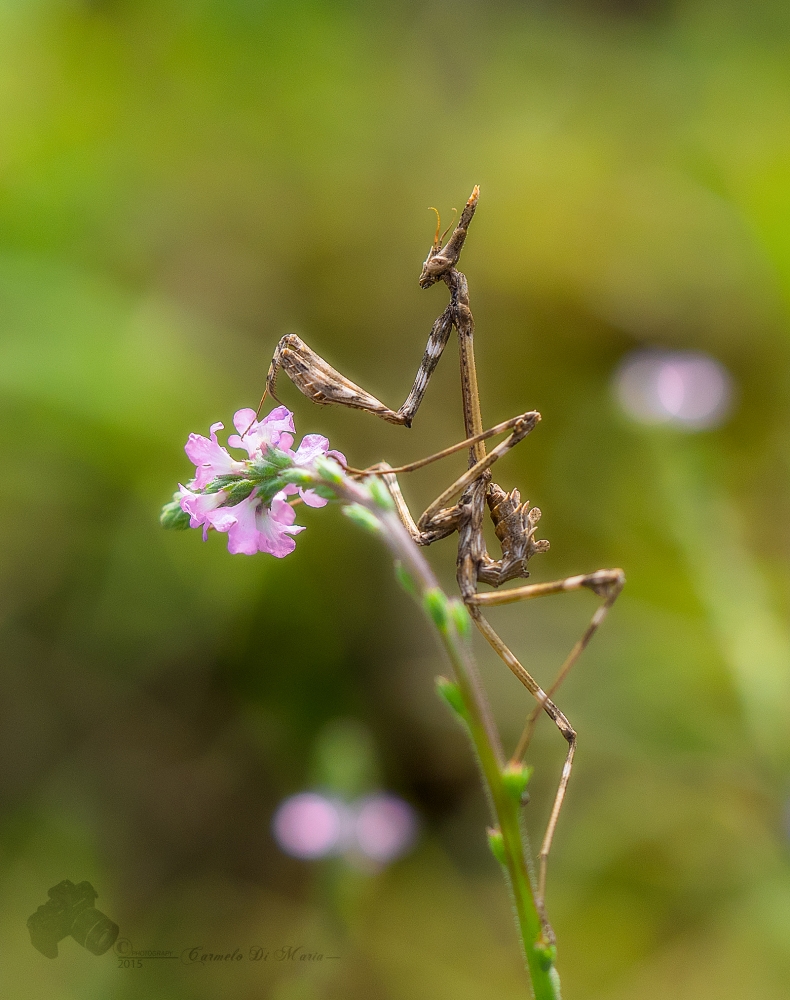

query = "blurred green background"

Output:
[[2, 0, 790, 997]]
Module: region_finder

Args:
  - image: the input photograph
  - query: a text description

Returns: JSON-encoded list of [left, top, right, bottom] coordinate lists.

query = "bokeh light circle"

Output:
[[272, 793, 343, 859], [353, 794, 417, 863], [613, 349, 734, 430]]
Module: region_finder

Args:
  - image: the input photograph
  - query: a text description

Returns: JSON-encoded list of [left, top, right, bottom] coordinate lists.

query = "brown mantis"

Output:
[[258, 186, 624, 936]]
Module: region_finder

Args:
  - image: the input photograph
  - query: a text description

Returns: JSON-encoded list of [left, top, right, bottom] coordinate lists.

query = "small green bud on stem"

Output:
[[280, 467, 315, 488], [449, 598, 472, 639], [393, 561, 418, 597], [423, 588, 451, 631], [367, 476, 395, 510], [342, 504, 381, 535], [501, 761, 534, 804], [313, 456, 345, 484], [486, 826, 507, 867], [535, 940, 557, 972], [435, 675, 468, 722]]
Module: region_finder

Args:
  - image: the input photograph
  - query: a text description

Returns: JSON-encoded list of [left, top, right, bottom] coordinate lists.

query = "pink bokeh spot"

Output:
[[273, 793, 343, 859], [353, 794, 418, 863]]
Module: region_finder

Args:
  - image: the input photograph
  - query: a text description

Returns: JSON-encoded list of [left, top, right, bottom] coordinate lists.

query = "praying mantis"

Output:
[[259, 186, 624, 935]]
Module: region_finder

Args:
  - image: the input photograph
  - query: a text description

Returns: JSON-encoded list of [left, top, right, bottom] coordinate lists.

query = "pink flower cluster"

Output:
[[178, 406, 344, 557]]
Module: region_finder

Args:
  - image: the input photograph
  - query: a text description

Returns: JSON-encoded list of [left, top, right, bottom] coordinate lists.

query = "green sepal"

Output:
[[342, 503, 381, 534], [160, 498, 191, 530], [203, 476, 237, 494], [501, 762, 534, 804], [486, 826, 507, 867], [394, 561, 418, 598], [310, 484, 337, 501], [368, 476, 394, 510], [224, 480, 256, 506], [423, 588, 450, 632], [250, 445, 293, 474], [252, 476, 291, 506], [449, 598, 472, 639], [435, 676, 467, 722]]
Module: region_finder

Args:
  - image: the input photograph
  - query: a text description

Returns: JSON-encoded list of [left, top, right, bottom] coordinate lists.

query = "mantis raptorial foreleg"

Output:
[[263, 304, 454, 428]]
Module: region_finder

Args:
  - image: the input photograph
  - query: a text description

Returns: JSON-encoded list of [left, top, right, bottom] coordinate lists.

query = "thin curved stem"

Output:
[[323, 469, 562, 1000]]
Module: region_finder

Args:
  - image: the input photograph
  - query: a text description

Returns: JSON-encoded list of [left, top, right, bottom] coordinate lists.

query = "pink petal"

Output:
[[184, 422, 244, 488], [229, 406, 296, 458], [299, 488, 328, 508], [270, 494, 298, 524], [221, 494, 264, 555], [178, 484, 228, 528], [256, 504, 305, 558], [262, 405, 296, 437], [292, 434, 330, 466], [231, 409, 258, 436]]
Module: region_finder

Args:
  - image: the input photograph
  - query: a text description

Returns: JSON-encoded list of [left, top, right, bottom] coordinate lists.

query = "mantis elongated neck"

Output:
[[449, 270, 486, 468]]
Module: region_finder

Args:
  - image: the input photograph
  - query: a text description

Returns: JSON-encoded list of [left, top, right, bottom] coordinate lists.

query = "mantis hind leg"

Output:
[[466, 568, 625, 928]]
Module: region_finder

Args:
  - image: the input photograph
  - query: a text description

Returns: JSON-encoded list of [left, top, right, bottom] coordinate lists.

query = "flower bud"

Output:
[[280, 467, 315, 488], [449, 598, 472, 639], [160, 498, 191, 530], [342, 504, 381, 535], [394, 561, 418, 597], [535, 940, 557, 972], [486, 826, 507, 867], [313, 456, 345, 485], [501, 762, 533, 804], [368, 476, 395, 510], [435, 676, 467, 722], [423, 588, 451, 632]]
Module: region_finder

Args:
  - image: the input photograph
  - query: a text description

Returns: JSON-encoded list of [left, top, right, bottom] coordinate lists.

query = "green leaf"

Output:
[[309, 484, 337, 501]]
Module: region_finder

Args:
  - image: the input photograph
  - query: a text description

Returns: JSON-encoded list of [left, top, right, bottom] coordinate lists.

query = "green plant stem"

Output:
[[329, 474, 561, 1000]]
